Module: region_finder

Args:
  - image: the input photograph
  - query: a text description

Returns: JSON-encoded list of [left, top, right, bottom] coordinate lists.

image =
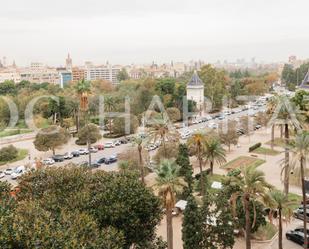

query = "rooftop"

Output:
[[187, 70, 203, 86]]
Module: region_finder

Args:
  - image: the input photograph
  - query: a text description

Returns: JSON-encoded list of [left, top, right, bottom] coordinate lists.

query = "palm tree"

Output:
[[269, 95, 302, 195], [290, 132, 309, 248], [266, 96, 278, 149], [231, 165, 272, 249], [266, 190, 295, 249], [75, 79, 92, 166], [148, 120, 179, 158], [133, 137, 145, 184], [154, 160, 186, 249], [204, 137, 226, 175], [187, 132, 206, 196], [104, 95, 117, 135]]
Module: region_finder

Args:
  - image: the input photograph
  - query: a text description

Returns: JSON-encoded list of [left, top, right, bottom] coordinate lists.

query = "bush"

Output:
[[0, 145, 18, 162], [249, 143, 262, 152]]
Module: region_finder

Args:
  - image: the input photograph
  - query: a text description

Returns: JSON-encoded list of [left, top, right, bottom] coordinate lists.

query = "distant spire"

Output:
[[12, 60, 16, 68]]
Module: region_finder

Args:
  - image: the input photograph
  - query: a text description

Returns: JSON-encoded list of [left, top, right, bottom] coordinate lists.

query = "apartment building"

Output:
[[84, 64, 121, 84]]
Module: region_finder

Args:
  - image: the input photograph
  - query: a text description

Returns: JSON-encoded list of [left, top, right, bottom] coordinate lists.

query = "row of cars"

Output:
[[42, 139, 129, 166], [0, 165, 31, 180]]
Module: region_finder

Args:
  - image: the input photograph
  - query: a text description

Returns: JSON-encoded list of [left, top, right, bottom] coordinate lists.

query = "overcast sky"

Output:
[[1, 0, 309, 66]]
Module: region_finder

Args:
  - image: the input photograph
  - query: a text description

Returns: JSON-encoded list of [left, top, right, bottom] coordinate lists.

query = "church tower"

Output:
[[65, 53, 72, 71], [186, 71, 205, 115]]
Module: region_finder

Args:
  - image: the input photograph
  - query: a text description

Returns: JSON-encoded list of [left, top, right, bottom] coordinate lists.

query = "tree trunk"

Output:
[[284, 123, 290, 196], [76, 109, 80, 133], [166, 206, 173, 249], [271, 125, 275, 149], [52, 147, 55, 155], [109, 118, 112, 135], [280, 125, 283, 139], [138, 146, 145, 184], [198, 145, 204, 196], [244, 195, 251, 249], [301, 156, 308, 248], [88, 139, 91, 167], [278, 208, 283, 249], [210, 161, 214, 175]]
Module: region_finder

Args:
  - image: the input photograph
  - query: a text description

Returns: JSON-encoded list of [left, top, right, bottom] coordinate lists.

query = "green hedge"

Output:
[[249, 143, 262, 152]]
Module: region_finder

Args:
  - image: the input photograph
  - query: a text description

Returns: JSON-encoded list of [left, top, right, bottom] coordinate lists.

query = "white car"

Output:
[[42, 158, 55, 165], [4, 168, 13, 175], [208, 123, 218, 129], [89, 147, 98, 153], [78, 148, 89, 155], [114, 140, 121, 146], [64, 152, 74, 159], [146, 144, 157, 151], [104, 142, 115, 148], [11, 166, 26, 180]]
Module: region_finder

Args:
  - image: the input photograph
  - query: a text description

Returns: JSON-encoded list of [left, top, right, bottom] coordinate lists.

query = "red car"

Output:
[[94, 144, 104, 150]]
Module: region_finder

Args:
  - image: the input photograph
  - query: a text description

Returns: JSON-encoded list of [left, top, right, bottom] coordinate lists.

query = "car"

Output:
[[96, 157, 106, 164], [78, 148, 89, 155], [146, 144, 157, 151], [218, 115, 225, 120], [255, 125, 262, 130], [286, 229, 309, 248], [104, 142, 115, 148], [52, 155, 65, 162], [114, 140, 121, 146], [208, 123, 218, 129], [0, 171, 5, 178], [89, 147, 98, 153], [11, 166, 26, 180], [42, 158, 55, 165], [105, 156, 118, 164], [64, 152, 73, 160], [94, 144, 104, 150], [293, 208, 309, 221], [90, 162, 100, 168], [71, 151, 80, 157], [119, 138, 128, 144], [4, 168, 13, 175]]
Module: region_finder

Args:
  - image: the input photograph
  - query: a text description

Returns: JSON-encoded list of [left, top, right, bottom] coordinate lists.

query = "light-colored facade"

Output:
[[84, 64, 121, 84], [186, 71, 204, 115]]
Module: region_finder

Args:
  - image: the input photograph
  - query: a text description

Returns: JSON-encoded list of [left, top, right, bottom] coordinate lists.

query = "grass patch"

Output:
[[266, 138, 291, 148], [253, 222, 277, 240], [221, 156, 266, 170], [287, 192, 302, 210], [0, 149, 28, 166], [252, 147, 280, 156], [0, 129, 32, 138]]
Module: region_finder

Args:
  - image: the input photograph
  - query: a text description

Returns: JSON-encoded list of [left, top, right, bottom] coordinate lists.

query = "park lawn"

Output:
[[0, 129, 32, 138], [221, 156, 266, 170], [0, 149, 28, 166], [252, 147, 280, 156], [265, 138, 293, 148], [253, 222, 277, 241]]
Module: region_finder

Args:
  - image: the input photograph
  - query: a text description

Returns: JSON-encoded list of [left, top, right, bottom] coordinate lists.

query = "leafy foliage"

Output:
[[0, 145, 18, 162]]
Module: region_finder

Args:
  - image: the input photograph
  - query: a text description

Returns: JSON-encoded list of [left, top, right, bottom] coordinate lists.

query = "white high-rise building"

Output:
[[84, 64, 121, 84]]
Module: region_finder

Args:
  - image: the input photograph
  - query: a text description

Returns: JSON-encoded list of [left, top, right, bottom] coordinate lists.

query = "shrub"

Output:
[[0, 145, 18, 162], [249, 143, 262, 152]]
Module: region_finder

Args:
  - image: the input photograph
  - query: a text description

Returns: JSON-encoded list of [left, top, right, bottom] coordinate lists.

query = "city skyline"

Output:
[[1, 0, 309, 66]]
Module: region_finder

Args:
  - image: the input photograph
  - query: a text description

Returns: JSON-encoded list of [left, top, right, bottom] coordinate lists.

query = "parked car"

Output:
[[105, 156, 117, 164], [42, 158, 55, 165], [94, 144, 104, 150], [146, 144, 157, 151], [208, 123, 218, 129], [255, 125, 262, 130], [293, 208, 309, 221], [71, 151, 80, 157], [96, 157, 106, 164], [4, 168, 13, 175], [89, 147, 98, 153], [11, 166, 26, 180], [104, 142, 115, 148], [0, 171, 5, 178], [119, 138, 128, 144], [114, 140, 121, 146], [286, 229, 309, 248], [78, 148, 89, 155], [52, 155, 65, 162], [90, 162, 100, 168], [64, 152, 73, 160]]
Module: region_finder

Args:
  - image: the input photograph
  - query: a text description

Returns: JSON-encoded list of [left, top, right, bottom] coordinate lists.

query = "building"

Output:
[[0, 70, 21, 83], [186, 71, 204, 115], [84, 64, 121, 84], [20, 67, 60, 84], [58, 69, 72, 88], [65, 54, 72, 71], [72, 67, 86, 83]]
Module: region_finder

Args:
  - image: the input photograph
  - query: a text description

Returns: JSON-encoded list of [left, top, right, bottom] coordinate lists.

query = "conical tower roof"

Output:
[[187, 70, 203, 86]]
